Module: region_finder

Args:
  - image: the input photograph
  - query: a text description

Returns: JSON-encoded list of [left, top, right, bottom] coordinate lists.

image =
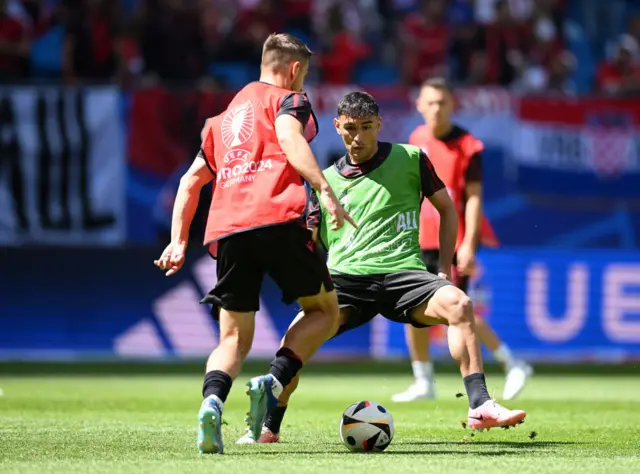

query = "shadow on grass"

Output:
[[396, 441, 583, 447], [230, 440, 581, 457]]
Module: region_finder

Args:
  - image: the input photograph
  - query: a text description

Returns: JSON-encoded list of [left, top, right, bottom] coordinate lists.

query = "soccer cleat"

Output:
[[502, 361, 533, 401], [245, 375, 278, 441], [197, 395, 224, 454], [236, 426, 280, 445], [467, 399, 526, 431], [391, 380, 436, 402]]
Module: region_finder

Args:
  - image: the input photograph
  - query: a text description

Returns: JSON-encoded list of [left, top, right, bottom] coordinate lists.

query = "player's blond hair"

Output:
[[261, 33, 313, 70]]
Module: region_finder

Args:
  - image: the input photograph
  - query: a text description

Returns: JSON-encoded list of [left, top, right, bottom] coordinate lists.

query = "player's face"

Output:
[[289, 60, 309, 92], [334, 115, 381, 162], [417, 86, 453, 129]]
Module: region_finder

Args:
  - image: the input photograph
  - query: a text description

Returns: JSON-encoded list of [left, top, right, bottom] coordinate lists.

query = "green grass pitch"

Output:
[[1, 365, 639, 473]]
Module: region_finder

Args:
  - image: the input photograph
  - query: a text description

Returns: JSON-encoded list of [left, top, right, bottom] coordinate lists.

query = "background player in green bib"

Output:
[[237, 92, 527, 444]]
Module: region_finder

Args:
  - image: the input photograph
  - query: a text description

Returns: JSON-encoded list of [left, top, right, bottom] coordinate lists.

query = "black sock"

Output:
[[268, 347, 303, 388], [264, 405, 287, 434], [463, 372, 491, 409], [202, 370, 233, 403]]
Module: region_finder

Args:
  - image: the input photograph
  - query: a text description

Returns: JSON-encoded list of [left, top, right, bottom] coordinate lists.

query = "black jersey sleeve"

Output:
[[465, 151, 482, 183], [305, 190, 322, 230], [419, 150, 446, 198], [277, 92, 313, 127]]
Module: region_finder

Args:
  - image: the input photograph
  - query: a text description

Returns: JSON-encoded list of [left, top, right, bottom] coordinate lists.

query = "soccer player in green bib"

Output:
[[237, 92, 526, 444]]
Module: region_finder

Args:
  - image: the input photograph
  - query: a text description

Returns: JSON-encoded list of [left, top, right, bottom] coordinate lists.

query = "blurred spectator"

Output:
[[512, 49, 576, 95], [0, 0, 634, 95], [450, 7, 485, 83], [483, 0, 532, 85], [475, 0, 533, 24], [313, 0, 382, 46], [318, 3, 371, 85], [529, 0, 565, 66], [0, 0, 30, 80], [226, 0, 283, 63], [135, 0, 205, 82], [199, 0, 238, 66], [62, 0, 123, 83], [629, 14, 640, 45], [596, 34, 640, 97], [283, 0, 312, 36], [401, 0, 449, 85]]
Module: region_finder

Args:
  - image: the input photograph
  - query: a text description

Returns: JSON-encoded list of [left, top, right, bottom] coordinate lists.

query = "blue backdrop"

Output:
[[1, 247, 639, 362]]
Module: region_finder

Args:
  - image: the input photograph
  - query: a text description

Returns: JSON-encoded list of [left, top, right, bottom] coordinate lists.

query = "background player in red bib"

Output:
[[154, 33, 354, 454], [393, 78, 533, 403]]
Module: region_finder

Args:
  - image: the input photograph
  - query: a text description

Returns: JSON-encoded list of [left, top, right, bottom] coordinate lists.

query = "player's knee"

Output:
[[440, 287, 473, 326], [299, 288, 340, 319]]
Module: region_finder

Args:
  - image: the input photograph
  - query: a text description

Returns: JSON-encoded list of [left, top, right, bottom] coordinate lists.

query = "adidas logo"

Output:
[[113, 256, 281, 358]]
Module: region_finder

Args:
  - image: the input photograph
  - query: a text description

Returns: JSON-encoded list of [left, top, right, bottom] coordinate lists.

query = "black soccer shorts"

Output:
[[332, 270, 451, 337], [201, 222, 334, 314], [421, 249, 469, 293]]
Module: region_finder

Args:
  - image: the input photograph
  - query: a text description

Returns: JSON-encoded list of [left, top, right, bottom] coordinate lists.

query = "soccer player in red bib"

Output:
[[154, 33, 354, 454], [393, 78, 532, 404]]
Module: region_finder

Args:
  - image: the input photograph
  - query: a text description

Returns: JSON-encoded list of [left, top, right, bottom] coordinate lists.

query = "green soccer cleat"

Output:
[[197, 395, 224, 454], [245, 375, 278, 441]]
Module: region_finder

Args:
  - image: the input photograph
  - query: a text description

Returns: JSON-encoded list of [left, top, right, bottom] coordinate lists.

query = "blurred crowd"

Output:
[[1, 0, 639, 96]]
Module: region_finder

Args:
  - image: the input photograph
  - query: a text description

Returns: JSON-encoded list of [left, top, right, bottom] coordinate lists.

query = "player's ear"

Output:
[[333, 118, 341, 134], [377, 116, 382, 131], [290, 60, 301, 80]]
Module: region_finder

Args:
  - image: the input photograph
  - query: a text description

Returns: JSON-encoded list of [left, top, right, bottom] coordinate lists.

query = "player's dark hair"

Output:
[[262, 33, 313, 68], [421, 77, 452, 94], [337, 92, 379, 118]]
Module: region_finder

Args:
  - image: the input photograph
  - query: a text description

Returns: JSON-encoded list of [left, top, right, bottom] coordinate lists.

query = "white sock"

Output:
[[411, 361, 434, 384], [493, 344, 515, 369], [204, 394, 224, 412], [269, 375, 284, 398]]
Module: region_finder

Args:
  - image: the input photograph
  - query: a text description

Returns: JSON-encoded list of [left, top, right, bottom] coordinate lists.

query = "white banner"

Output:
[[0, 86, 125, 245], [511, 122, 640, 174]]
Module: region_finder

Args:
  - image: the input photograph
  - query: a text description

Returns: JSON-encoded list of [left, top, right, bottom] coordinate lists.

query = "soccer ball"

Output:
[[339, 401, 394, 453]]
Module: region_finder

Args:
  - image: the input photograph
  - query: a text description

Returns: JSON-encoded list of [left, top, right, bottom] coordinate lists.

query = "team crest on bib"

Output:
[[221, 100, 255, 148]]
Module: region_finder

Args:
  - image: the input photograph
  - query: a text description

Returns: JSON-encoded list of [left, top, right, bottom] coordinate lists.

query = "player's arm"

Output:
[[274, 95, 330, 194], [275, 93, 355, 229], [170, 155, 214, 244], [429, 189, 458, 277], [462, 152, 483, 250], [155, 123, 215, 276], [420, 150, 458, 277]]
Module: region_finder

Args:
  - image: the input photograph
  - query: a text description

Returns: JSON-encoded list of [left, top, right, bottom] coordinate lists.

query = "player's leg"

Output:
[[384, 271, 526, 431], [393, 250, 439, 402], [393, 326, 435, 401], [243, 224, 340, 440], [456, 275, 533, 400], [238, 281, 378, 445], [197, 233, 263, 454], [410, 286, 526, 430]]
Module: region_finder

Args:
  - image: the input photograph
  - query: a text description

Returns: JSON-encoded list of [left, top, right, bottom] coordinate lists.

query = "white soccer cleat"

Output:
[[236, 428, 257, 445], [502, 361, 533, 401], [391, 380, 436, 402], [236, 426, 280, 444], [467, 399, 526, 431]]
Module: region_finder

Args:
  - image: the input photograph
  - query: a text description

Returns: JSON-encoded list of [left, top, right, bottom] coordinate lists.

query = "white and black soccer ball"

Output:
[[340, 401, 394, 453]]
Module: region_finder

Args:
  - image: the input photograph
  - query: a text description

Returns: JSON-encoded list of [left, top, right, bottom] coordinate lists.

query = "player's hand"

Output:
[[154, 241, 187, 276], [320, 188, 357, 231], [456, 242, 476, 276], [438, 271, 451, 281]]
